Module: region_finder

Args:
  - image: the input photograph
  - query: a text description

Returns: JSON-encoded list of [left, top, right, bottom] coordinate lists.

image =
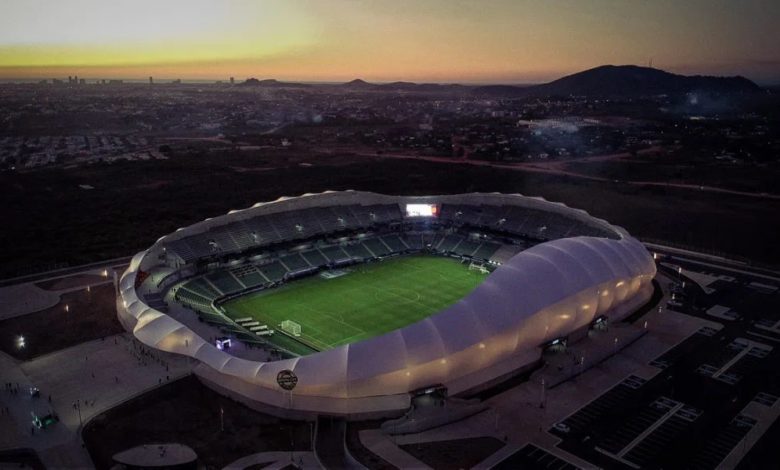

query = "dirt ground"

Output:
[[0, 283, 124, 360], [401, 436, 506, 470], [2, 151, 779, 279], [83, 375, 312, 470], [35, 274, 109, 291]]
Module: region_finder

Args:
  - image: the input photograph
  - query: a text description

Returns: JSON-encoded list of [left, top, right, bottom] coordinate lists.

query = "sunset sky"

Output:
[[1, 0, 778, 83]]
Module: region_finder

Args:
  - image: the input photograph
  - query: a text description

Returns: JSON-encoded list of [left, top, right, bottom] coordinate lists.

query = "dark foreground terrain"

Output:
[[83, 375, 311, 470], [1, 148, 777, 279]]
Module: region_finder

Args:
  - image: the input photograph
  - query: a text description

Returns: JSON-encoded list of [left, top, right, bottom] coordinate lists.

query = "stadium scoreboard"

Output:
[[406, 203, 439, 217]]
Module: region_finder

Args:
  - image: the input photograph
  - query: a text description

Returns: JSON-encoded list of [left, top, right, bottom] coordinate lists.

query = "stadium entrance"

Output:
[[543, 337, 568, 353]]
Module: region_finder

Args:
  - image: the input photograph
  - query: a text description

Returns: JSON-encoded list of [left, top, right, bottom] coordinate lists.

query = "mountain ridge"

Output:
[[240, 66, 762, 96]]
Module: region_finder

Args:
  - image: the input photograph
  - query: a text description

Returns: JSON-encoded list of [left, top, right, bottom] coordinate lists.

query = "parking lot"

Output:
[[494, 444, 581, 470], [551, 252, 780, 469]]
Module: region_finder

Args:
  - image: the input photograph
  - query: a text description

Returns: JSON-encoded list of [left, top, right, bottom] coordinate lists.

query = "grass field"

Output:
[[222, 255, 488, 354]]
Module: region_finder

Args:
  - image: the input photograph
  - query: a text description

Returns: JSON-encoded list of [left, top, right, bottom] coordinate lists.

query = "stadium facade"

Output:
[[118, 191, 656, 417]]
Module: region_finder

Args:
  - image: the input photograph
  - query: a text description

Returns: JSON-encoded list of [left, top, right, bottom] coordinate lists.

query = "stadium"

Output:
[[117, 191, 656, 417]]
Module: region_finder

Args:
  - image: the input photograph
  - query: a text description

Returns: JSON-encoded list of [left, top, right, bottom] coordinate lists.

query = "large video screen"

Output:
[[406, 203, 439, 217]]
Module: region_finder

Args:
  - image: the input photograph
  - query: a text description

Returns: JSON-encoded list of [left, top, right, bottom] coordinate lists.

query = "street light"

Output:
[[75, 400, 82, 426], [16, 336, 25, 349]]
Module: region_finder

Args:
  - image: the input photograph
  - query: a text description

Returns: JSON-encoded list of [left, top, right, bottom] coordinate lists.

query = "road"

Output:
[[339, 148, 780, 200]]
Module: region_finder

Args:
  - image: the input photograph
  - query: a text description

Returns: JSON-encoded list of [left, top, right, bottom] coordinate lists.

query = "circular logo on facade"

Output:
[[277, 369, 298, 391]]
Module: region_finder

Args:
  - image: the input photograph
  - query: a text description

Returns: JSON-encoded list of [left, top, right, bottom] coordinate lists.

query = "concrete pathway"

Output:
[[360, 429, 432, 470], [0, 283, 60, 320], [0, 332, 194, 469], [222, 450, 321, 469]]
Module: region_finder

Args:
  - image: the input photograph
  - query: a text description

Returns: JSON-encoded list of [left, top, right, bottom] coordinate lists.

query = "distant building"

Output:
[[149, 76, 153, 85], [230, 77, 235, 85]]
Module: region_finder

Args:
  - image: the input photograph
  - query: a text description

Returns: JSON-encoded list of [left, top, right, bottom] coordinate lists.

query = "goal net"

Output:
[[469, 261, 489, 274], [281, 320, 302, 337]]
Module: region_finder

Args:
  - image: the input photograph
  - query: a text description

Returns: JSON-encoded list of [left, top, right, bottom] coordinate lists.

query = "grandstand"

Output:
[[162, 197, 616, 266]]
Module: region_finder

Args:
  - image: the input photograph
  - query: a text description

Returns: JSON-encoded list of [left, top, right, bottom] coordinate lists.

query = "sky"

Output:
[[0, 0, 778, 83]]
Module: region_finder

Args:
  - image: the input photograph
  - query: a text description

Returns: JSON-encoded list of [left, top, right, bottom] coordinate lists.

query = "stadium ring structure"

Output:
[[118, 191, 656, 418]]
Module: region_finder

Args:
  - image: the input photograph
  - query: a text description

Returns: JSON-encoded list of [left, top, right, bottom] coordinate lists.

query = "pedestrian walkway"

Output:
[[222, 451, 321, 469], [360, 429, 432, 470], [0, 332, 193, 469]]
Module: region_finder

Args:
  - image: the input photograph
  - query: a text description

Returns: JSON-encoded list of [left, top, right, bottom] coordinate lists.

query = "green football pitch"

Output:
[[221, 255, 489, 355]]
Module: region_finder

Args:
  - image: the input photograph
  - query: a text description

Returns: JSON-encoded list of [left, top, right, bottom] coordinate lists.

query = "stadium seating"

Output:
[[187, 278, 221, 299], [437, 203, 616, 241], [403, 234, 425, 250], [453, 239, 481, 257], [343, 243, 373, 259], [206, 271, 245, 295], [175, 287, 214, 311], [319, 246, 352, 263], [472, 242, 501, 260], [279, 253, 312, 272], [230, 265, 267, 288], [165, 204, 408, 264], [257, 261, 288, 283], [300, 249, 329, 267], [436, 234, 464, 252], [362, 238, 391, 257], [380, 234, 408, 252], [169, 201, 620, 322]]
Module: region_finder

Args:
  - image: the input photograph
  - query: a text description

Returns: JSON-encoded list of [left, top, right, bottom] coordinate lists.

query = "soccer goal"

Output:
[[469, 261, 489, 274], [281, 320, 302, 337]]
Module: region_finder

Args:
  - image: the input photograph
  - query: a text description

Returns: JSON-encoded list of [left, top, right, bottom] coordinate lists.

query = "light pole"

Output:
[[75, 400, 82, 426]]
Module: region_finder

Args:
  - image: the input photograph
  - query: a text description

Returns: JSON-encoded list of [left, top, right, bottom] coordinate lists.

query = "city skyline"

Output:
[[1, 0, 779, 84]]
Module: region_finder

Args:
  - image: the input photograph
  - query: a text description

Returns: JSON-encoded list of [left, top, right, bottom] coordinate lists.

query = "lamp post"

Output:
[[75, 400, 82, 426]]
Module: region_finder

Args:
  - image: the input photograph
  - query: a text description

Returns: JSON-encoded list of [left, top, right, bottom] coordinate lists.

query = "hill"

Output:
[[474, 65, 761, 97], [342, 78, 376, 89]]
